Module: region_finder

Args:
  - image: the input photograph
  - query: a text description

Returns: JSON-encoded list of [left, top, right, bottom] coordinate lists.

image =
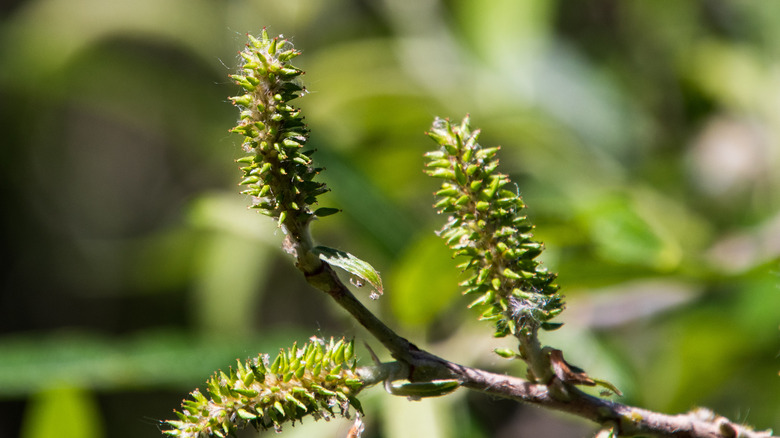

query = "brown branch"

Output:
[[448, 364, 773, 438], [304, 264, 417, 363], [301, 261, 776, 438]]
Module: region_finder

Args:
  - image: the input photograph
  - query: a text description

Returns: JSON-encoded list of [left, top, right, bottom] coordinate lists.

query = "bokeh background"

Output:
[[1, 1, 778, 437]]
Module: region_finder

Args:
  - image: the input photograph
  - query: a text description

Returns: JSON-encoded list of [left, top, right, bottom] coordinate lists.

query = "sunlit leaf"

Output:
[[313, 246, 384, 297]]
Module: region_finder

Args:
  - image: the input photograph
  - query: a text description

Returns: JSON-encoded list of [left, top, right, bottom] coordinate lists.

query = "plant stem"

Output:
[[304, 264, 417, 363], [298, 253, 775, 438]]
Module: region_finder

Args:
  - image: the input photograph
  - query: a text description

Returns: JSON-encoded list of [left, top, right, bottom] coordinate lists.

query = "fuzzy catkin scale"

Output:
[[229, 29, 335, 227], [164, 338, 364, 437], [425, 116, 563, 338]]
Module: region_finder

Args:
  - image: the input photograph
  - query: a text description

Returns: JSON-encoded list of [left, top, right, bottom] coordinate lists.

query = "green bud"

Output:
[[493, 348, 517, 359], [279, 67, 302, 78], [208, 381, 223, 404], [443, 142, 459, 156], [434, 197, 453, 209], [476, 268, 491, 284], [424, 150, 447, 159], [230, 94, 254, 107], [277, 49, 299, 62], [237, 408, 257, 420], [292, 387, 316, 403], [462, 146, 474, 162], [465, 164, 481, 176], [312, 385, 337, 397], [240, 176, 260, 185], [502, 268, 524, 280], [455, 195, 471, 206], [273, 400, 285, 417], [453, 164, 467, 185], [332, 339, 345, 365], [468, 293, 491, 308], [435, 186, 460, 197], [475, 201, 490, 211], [285, 394, 308, 412], [344, 340, 354, 365], [426, 168, 456, 179], [233, 388, 259, 398], [268, 36, 279, 55], [426, 159, 453, 169]]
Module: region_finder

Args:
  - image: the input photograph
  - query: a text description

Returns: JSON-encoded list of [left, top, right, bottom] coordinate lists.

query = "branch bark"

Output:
[[302, 261, 776, 438]]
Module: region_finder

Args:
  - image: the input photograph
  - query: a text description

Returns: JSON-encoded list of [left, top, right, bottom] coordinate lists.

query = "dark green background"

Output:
[[1, 1, 778, 437]]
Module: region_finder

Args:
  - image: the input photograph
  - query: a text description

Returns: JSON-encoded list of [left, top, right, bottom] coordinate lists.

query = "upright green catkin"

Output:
[[425, 116, 564, 338], [229, 29, 336, 228]]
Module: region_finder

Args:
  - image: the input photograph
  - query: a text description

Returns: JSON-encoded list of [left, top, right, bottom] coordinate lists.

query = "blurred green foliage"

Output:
[[0, 0, 778, 437]]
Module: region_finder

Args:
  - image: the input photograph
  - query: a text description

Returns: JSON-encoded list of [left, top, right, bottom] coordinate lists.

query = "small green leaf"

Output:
[[312, 246, 383, 297], [386, 379, 460, 398]]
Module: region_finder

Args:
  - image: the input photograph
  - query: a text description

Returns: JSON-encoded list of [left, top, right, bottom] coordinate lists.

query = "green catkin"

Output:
[[228, 29, 333, 227], [424, 116, 563, 338], [163, 338, 362, 437]]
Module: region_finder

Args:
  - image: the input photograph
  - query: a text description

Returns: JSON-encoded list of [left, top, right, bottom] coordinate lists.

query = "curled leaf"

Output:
[[313, 246, 383, 298]]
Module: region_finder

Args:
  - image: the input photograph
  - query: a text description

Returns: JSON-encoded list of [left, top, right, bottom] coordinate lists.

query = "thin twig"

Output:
[[301, 259, 776, 438]]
